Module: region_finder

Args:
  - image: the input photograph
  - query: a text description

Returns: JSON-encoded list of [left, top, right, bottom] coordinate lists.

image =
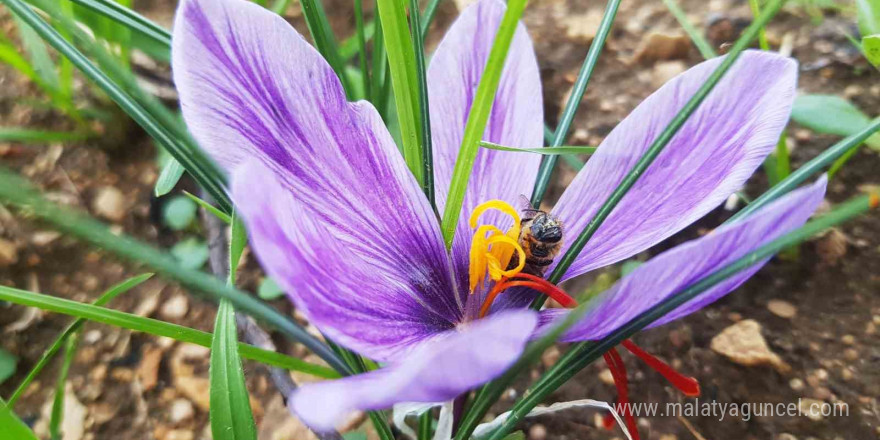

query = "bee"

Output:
[[506, 196, 564, 277]]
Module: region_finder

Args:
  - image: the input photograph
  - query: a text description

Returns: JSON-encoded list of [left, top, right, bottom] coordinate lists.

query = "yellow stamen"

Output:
[[468, 200, 527, 293]]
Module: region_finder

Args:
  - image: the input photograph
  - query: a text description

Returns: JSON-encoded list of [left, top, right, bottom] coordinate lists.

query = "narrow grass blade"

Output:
[[69, 0, 171, 48], [480, 141, 596, 155], [420, 0, 443, 37], [376, 0, 423, 184], [12, 13, 60, 91], [340, 20, 375, 60], [727, 118, 880, 222], [48, 335, 76, 440], [229, 213, 247, 284], [0, 398, 38, 440], [748, 0, 771, 50], [155, 158, 185, 197], [0, 128, 88, 143], [371, 18, 390, 118], [7, 273, 153, 407], [354, 0, 371, 101], [209, 301, 257, 440], [0, 284, 339, 378], [530, 0, 620, 207], [439, 0, 529, 247], [481, 193, 877, 440], [0, 167, 349, 375], [662, 0, 717, 58], [7, 0, 232, 213], [409, 0, 435, 205], [183, 191, 232, 224], [540, 0, 789, 297]]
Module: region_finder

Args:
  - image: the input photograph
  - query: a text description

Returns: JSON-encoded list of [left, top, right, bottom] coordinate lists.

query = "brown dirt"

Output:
[[1, 0, 878, 439]]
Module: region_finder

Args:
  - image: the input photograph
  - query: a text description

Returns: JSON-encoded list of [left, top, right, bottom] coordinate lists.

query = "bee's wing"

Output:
[[518, 194, 540, 214]]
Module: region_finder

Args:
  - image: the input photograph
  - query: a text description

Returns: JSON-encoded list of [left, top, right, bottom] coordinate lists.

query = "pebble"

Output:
[[710, 320, 790, 373], [30, 231, 61, 247], [632, 32, 691, 63], [659, 435, 678, 440], [840, 367, 854, 381], [789, 378, 805, 391], [160, 294, 189, 320], [91, 186, 127, 222], [528, 424, 547, 440], [560, 10, 603, 43], [798, 398, 825, 421], [169, 399, 194, 423], [0, 237, 18, 267], [541, 346, 561, 368], [767, 299, 797, 319], [651, 61, 687, 88], [776, 434, 798, 440], [843, 348, 858, 361], [841, 334, 855, 345], [599, 368, 615, 385]]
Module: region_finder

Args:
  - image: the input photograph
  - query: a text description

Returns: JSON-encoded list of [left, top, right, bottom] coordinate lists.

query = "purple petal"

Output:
[[551, 51, 798, 281], [540, 176, 826, 342], [175, 0, 463, 360], [289, 310, 538, 431], [232, 159, 459, 362], [428, 0, 543, 299]]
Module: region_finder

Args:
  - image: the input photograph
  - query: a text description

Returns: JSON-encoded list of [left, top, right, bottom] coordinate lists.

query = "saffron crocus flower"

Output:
[[172, 0, 826, 430]]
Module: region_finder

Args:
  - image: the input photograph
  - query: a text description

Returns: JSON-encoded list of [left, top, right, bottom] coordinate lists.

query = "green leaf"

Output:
[[209, 301, 257, 440], [229, 214, 247, 285], [375, 0, 423, 185], [49, 336, 77, 440], [480, 141, 597, 155], [12, 14, 60, 92], [162, 195, 198, 231], [343, 433, 369, 440], [0, 283, 339, 378], [68, 0, 171, 49], [8, 274, 153, 407], [155, 158, 185, 197], [171, 238, 209, 269], [0, 349, 17, 385], [439, 0, 529, 248], [856, 0, 880, 36], [0, 128, 88, 143], [182, 191, 232, 225], [499, 432, 525, 440], [0, 398, 38, 440], [257, 278, 285, 300], [791, 94, 880, 150], [863, 34, 880, 67]]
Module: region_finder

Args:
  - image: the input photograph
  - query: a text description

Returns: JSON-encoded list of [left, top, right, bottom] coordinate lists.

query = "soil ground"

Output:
[[1, 0, 878, 439]]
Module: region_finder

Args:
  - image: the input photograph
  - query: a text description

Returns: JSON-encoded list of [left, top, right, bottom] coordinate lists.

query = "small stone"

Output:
[[840, 367, 854, 381], [529, 423, 547, 440], [816, 229, 847, 265], [727, 312, 742, 322], [31, 231, 61, 247], [541, 346, 561, 368], [799, 398, 825, 421], [160, 295, 189, 320], [632, 32, 692, 64], [789, 378, 805, 391], [659, 435, 678, 440], [161, 429, 194, 440], [710, 320, 790, 373], [599, 368, 615, 385], [560, 10, 604, 43], [811, 386, 832, 400], [767, 299, 797, 319], [0, 238, 18, 267], [776, 434, 798, 440], [651, 61, 687, 88], [91, 186, 127, 222], [841, 334, 855, 345], [169, 399, 194, 423], [138, 346, 163, 391]]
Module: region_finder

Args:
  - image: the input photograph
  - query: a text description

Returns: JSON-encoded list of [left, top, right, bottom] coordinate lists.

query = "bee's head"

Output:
[[529, 214, 562, 243]]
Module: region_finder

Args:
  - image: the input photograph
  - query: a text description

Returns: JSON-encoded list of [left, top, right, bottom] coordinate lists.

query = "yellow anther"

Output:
[[468, 200, 527, 293]]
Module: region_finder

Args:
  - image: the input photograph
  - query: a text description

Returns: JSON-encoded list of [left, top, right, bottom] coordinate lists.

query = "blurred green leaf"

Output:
[[182, 191, 231, 225], [155, 158, 185, 197], [171, 238, 209, 269], [863, 34, 880, 67], [162, 195, 198, 231], [0, 398, 38, 440], [856, 0, 880, 36], [0, 349, 17, 385], [209, 301, 257, 440], [480, 141, 597, 155], [791, 94, 880, 150], [12, 15, 59, 92], [0, 128, 88, 143], [257, 278, 285, 300], [343, 433, 369, 440]]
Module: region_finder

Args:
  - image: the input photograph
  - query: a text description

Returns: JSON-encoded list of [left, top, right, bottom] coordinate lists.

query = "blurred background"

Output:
[[0, 0, 877, 439]]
